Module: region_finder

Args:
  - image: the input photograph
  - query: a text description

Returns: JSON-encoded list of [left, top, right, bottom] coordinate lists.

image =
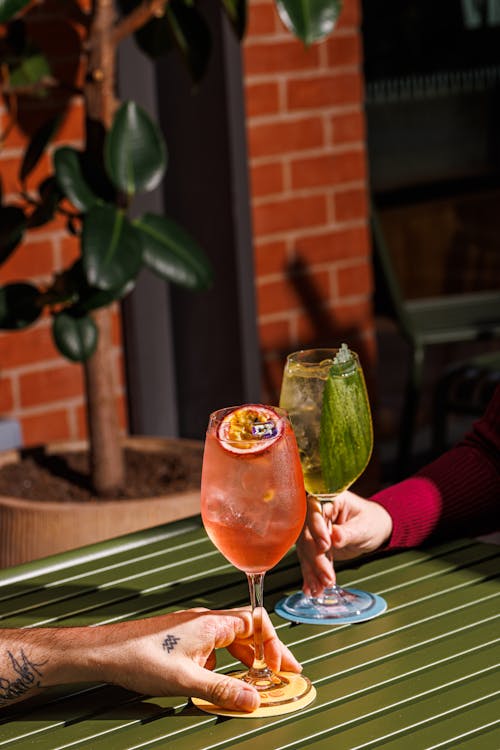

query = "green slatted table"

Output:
[[0, 516, 499, 749]]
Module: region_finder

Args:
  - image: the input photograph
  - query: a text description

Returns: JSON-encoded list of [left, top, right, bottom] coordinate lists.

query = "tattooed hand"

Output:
[[92, 607, 301, 712], [0, 607, 301, 713]]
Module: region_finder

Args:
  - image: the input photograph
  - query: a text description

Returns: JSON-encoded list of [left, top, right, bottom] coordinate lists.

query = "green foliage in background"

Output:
[[0, 0, 342, 363]]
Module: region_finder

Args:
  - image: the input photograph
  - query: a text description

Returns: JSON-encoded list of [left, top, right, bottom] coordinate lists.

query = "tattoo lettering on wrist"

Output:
[[0, 649, 48, 706], [162, 635, 180, 653]]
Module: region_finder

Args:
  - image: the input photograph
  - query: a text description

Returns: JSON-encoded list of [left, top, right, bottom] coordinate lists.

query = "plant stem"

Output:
[[83, 308, 124, 496], [113, 0, 170, 46], [82, 0, 125, 495]]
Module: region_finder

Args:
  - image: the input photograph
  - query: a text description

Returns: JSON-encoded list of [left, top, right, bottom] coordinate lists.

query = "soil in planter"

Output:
[[0, 446, 203, 503]]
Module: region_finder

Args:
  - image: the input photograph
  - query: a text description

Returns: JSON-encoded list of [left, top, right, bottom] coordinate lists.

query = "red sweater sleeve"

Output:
[[370, 384, 500, 549]]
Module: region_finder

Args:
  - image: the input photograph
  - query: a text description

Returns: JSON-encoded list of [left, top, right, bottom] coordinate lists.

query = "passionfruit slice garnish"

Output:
[[217, 405, 283, 455]]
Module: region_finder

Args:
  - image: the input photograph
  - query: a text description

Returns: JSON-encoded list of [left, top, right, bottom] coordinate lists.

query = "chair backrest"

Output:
[[370, 194, 500, 345], [370, 203, 417, 342]]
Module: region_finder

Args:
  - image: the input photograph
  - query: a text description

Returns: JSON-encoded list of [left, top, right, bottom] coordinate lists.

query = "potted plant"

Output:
[[0, 0, 342, 566]]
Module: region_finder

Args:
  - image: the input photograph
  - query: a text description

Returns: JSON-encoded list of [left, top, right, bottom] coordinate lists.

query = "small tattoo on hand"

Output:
[[162, 635, 180, 653]]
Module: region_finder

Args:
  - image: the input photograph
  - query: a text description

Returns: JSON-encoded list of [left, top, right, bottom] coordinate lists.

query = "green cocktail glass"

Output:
[[277, 346, 384, 623]]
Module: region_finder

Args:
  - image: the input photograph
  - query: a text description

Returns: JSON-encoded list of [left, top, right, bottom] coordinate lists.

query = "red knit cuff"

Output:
[[370, 477, 444, 550]]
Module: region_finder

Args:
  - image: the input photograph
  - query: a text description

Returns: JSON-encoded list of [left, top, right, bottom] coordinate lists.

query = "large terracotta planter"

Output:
[[0, 436, 203, 569]]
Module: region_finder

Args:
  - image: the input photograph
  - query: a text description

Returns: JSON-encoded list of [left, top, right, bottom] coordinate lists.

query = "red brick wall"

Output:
[[0, 0, 374, 446], [0, 2, 125, 447], [244, 0, 375, 403]]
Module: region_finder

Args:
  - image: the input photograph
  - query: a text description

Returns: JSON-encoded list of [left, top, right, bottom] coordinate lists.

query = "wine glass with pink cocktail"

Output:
[[196, 403, 314, 715]]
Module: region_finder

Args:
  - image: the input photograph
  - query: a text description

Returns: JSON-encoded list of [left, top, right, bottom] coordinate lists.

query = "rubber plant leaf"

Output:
[[165, 0, 212, 83], [134, 213, 213, 290], [77, 279, 136, 313], [105, 101, 167, 197], [220, 0, 247, 39], [67, 260, 136, 313], [8, 52, 51, 89], [0, 206, 26, 261], [52, 311, 98, 362], [27, 177, 63, 229], [275, 0, 343, 45], [0, 0, 31, 23], [54, 147, 101, 212], [82, 204, 143, 291], [20, 115, 61, 182], [0, 282, 41, 329], [135, 15, 173, 58]]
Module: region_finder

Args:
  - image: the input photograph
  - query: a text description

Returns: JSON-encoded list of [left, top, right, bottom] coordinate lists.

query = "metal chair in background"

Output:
[[371, 204, 500, 477], [432, 350, 500, 455]]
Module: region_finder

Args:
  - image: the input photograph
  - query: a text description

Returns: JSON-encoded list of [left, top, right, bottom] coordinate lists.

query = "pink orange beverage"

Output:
[[201, 405, 306, 574], [195, 404, 314, 715]]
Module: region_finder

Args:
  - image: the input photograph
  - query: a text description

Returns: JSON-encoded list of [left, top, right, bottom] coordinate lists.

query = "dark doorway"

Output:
[[119, 3, 261, 440]]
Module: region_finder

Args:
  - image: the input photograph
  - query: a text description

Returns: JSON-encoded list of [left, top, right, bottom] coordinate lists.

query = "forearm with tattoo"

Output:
[[0, 649, 48, 706]]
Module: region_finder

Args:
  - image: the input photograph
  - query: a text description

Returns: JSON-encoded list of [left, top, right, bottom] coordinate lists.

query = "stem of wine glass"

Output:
[[246, 572, 273, 681], [307, 494, 377, 616], [320, 494, 344, 596], [243, 573, 284, 690]]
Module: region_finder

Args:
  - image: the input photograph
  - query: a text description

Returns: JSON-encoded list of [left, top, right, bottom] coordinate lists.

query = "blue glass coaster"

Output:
[[275, 588, 387, 625]]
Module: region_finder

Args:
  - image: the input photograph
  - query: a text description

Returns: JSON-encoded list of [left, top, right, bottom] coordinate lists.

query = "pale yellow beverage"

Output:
[[277, 347, 383, 623], [279, 346, 373, 498]]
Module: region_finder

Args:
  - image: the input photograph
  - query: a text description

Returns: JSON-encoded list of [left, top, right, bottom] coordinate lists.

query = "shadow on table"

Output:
[[0, 683, 208, 724], [424, 538, 500, 582], [0, 552, 308, 626], [0, 573, 253, 626]]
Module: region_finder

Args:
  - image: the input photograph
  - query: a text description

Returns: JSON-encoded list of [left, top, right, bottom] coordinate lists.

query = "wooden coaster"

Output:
[[191, 672, 316, 718]]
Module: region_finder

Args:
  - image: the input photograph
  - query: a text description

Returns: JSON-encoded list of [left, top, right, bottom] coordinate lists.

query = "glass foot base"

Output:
[[192, 672, 315, 717], [275, 587, 387, 625]]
